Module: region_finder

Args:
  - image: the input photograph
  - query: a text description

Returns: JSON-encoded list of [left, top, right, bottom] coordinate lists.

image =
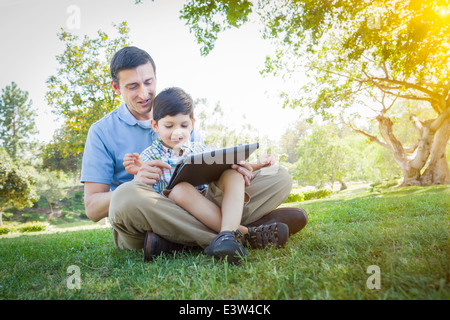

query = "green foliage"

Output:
[[45, 22, 130, 158], [252, 0, 450, 115], [294, 123, 357, 186], [16, 221, 49, 233], [0, 82, 37, 160], [180, 0, 253, 55], [2, 183, 87, 226], [195, 98, 260, 145], [181, 0, 450, 186], [0, 221, 48, 235], [370, 179, 400, 191], [284, 188, 333, 203], [303, 188, 333, 200], [285, 192, 304, 203], [0, 225, 13, 235], [40, 139, 82, 174], [0, 148, 38, 224], [34, 169, 72, 214], [279, 120, 309, 163]]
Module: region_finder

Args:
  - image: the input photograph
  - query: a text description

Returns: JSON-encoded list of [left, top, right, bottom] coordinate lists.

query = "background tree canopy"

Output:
[[0, 148, 38, 226], [44, 22, 130, 159], [0, 82, 37, 160], [180, 0, 450, 186]]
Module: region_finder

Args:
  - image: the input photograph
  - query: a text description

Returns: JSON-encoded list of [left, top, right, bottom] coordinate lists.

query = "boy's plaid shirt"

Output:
[[140, 138, 210, 194]]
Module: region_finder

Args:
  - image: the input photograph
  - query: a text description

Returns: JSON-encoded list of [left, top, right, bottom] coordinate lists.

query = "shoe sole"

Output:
[[205, 241, 247, 264]]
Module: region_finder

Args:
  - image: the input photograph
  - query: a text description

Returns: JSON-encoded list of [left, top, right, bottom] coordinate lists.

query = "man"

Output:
[[81, 46, 307, 260]]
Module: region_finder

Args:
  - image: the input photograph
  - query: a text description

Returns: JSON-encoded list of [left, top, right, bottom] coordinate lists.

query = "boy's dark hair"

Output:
[[110, 46, 156, 86], [153, 87, 194, 123]]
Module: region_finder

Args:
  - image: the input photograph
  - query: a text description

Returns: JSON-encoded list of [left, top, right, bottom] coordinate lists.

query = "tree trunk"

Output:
[[375, 113, 449, 187], [350, 107, 449, 187], [376, 115, 422, 186], [338, 179, 348, 190], [420, 118, 450, 185], [47, 199, 54, 215]]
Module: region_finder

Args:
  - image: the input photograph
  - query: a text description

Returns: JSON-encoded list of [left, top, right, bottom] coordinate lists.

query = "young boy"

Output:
[[123, 87, 289, 263]]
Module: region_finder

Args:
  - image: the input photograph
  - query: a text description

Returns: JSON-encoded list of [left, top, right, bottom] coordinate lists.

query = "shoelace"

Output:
[[246, 224, 279, 248], [215, 230, 244, 245]]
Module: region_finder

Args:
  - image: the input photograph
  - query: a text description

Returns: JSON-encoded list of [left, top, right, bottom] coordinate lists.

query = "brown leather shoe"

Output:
[[245, 207, 308, 236], [144, 231, 186, 262], [245, 222, 289, 249]]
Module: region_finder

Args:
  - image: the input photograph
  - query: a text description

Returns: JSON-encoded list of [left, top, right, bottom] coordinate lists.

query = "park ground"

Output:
[[0, 183, 449, 300]]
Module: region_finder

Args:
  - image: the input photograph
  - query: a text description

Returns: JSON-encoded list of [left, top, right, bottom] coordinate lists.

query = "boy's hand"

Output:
[[123, 153, 142, 175], [134, 160, 172, 185], [231, 161, 254, 186]]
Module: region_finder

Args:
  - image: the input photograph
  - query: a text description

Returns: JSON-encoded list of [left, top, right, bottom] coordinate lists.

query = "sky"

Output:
[[0, 0, 301, 144]]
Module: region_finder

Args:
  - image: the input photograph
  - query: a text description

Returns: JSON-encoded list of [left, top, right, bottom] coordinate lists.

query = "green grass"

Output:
[[0, 185, 449, 299]]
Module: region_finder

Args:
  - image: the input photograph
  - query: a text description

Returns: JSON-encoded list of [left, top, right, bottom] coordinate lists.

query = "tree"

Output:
[[180, 0, 450, 186], [295, 124, 356, 189], [0, 82, 37, 160], [195, 98, 260, 146], [45, 22, 130, 158], [34, 169, 70, 215], [279, 120, 309, 163], [194, 98, 270, 162], [40, 124, 82, 174], [180, 0, 253, 55], [0, 148, 38, 226]]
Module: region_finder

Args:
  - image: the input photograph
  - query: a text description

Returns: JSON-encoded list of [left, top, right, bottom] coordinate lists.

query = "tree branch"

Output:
[[404, 142, 419, 154], [371, 80, 434, 103], [371, 76, 442, 100], [430, 106, 450, 133], [345, 122, 389, 149]]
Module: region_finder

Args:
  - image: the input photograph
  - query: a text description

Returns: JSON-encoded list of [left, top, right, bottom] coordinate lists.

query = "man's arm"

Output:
[[84, 160, 172, 222], [250, 154, 276, 171], [84, 182, 111, 222]]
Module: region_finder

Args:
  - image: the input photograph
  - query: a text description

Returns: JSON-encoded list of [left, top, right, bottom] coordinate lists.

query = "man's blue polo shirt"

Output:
[[80, 103, 202, 191]]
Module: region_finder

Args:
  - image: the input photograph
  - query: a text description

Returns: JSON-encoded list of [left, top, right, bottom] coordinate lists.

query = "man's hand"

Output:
[[134, 160, 172, 185], [257, 154, 276, 168], [231, 155, 276, 186], [231, 161, 254, 186]]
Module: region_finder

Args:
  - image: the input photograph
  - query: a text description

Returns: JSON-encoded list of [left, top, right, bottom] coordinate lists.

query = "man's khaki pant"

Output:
[[108, 165, 292, 249]]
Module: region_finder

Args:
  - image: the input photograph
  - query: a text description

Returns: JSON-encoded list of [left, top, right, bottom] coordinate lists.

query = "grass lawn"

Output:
[[0, 185, 449, 300]]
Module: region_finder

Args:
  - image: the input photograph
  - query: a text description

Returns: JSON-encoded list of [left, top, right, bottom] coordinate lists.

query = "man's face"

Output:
[[111, 62, 156, 121]]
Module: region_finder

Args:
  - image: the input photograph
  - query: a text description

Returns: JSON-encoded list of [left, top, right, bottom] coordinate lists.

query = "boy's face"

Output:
[[111, 62, 156, 121], [151, 113, 195, 150]]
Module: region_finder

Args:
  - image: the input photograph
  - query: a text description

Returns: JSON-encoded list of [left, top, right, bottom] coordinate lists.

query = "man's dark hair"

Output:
[[110, 46, 156, 86], [153, 87, 194, 123]]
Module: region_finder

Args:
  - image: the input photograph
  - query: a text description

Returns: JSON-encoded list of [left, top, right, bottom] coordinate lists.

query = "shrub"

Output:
[[303, 188, 333, 200], [370, 179, 399, 191], [285, 193, 305, 203], [16, 221, 48, 233], [0, 148, 39, 224], [0, 225, 14, 235], [284, 188, 333, 203]]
